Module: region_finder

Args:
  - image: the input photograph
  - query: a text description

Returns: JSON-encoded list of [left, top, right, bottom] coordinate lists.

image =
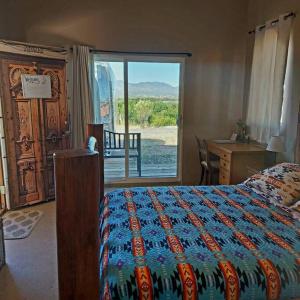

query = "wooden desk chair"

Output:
[[195, 136, 219, 185]]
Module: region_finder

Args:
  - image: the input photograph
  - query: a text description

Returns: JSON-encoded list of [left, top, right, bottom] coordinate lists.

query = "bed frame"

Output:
[[54, 124, 104, 300]]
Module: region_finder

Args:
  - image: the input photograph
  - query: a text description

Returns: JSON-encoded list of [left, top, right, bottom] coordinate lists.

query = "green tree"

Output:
[[115, 98, 178, 127], [135, 100, 153, 127], [117, 101, 125, 124]]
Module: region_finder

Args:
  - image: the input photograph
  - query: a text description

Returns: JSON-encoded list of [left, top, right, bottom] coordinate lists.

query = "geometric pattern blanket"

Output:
[[100, 185, 300, 299]]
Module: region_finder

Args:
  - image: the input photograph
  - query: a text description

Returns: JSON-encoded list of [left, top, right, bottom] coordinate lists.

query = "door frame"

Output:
[[93, 54, 185, 185]]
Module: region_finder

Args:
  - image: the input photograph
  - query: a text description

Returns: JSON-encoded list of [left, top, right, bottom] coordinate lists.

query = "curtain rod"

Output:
[[90, 49, 192, 57], [248, 12, 296, 35]]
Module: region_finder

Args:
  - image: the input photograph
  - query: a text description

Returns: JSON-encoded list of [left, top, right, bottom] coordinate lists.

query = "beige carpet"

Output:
[[0, 202, 58, 300], [3, 210, 43, 240]]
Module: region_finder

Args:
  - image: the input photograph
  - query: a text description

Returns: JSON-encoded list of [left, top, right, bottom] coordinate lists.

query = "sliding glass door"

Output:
[[93, 55, 184, 183], [93, 60, 126, 180]]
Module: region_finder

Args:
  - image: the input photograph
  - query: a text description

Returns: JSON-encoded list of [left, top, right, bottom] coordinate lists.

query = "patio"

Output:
[[104, 126, 178, 181]]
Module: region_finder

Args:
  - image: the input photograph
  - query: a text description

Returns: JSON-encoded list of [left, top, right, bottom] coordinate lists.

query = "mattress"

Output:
[[100, 185, 300, 299]]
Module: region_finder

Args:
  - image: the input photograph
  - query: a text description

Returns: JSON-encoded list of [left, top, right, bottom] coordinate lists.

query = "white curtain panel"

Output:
[[246, 16, 292, 144], [70, 45, 93, 148], [280, 28, 300, 161]]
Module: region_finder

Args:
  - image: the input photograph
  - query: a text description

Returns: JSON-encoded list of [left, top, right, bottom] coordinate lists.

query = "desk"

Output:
[[207, 141, 272, 185]]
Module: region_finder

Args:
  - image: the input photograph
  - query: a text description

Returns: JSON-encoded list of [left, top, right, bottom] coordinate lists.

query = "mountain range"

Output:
[[115, 81, 179, 99]]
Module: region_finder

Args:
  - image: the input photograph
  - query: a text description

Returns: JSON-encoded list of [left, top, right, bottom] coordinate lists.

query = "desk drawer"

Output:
[[219, 168, 230, 185], [220, 158, 230, 171], [221, 152, 231, 162]]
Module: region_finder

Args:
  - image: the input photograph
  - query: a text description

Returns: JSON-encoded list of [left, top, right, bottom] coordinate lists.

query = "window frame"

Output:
[[92, 53, 185, 185]]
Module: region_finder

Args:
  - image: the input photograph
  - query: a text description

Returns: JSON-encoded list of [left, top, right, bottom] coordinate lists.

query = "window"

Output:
[[246, 16, 292, 144], [92, 55, 184, 183]]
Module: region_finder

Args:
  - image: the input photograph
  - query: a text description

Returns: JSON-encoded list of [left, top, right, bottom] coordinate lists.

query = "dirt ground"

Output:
[[117, 125, 178, 164]]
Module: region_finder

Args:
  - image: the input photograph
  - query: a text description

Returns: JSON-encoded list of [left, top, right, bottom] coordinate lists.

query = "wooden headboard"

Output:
[[54, 124, 104, 300]]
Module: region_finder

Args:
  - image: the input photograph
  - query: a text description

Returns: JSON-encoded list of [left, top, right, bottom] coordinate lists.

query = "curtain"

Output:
[[246, 15, 292, 144], [70, 45, 93, 148], [280, 28, 300, 161]]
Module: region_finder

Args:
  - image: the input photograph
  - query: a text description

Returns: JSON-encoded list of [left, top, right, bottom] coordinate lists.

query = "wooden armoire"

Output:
[[0, 53, 69, 209]]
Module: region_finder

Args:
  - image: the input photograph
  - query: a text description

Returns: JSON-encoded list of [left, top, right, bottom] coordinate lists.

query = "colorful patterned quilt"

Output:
[[100, 185, 300, 300]]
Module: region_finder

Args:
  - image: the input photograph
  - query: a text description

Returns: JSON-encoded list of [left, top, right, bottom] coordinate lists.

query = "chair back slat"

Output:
[[130, 134, 134, 149], [113, 133, 116, 148], [110, 132, 113, 148]]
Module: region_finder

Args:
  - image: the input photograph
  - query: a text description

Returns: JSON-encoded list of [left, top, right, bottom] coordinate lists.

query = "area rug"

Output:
[[2, 210, 43, 240]]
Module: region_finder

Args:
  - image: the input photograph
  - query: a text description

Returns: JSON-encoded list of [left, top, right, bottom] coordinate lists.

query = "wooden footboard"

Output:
[[54, 124, 104, 300]]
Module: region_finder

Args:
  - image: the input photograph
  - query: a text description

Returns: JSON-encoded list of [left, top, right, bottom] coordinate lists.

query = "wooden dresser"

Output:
[[207, 141, 272, 185]]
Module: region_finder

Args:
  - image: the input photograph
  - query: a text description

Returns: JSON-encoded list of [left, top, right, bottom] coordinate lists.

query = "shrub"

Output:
[[116, 98, 178, 127]]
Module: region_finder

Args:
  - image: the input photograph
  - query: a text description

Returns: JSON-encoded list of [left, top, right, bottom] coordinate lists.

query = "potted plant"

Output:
[[236, 119, 248, 142]]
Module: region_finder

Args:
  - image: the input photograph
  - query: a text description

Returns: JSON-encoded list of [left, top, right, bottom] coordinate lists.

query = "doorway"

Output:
[[93, 55, 185, 184]]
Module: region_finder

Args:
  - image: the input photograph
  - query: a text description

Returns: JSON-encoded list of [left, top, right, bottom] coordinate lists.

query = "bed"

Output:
[[54, 124, 300, 300]]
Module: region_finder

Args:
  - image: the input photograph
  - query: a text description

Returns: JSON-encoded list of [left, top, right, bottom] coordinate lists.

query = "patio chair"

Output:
[[104, 130, 142, 177]]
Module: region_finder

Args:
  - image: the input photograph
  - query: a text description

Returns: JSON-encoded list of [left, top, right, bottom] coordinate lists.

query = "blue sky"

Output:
[[109, 62, 180, 87]]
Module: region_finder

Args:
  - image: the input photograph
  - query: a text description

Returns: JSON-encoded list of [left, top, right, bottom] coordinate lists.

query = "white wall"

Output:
[[1, 0, 249, 184], [0, 2, 26, 40]]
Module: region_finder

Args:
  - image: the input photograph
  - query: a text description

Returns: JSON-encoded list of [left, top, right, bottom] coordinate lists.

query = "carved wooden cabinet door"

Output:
[[0, 55, 68, 208], [39, 63, 68, 200]]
